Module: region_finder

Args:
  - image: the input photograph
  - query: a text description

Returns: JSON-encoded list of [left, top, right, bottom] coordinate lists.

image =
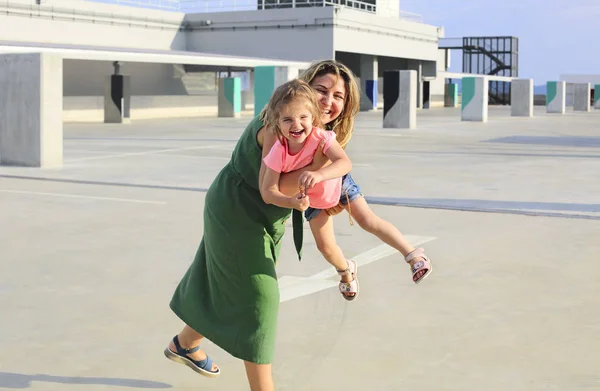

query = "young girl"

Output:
[[260, 79, 359, 300], [274, 60, 433, 285]]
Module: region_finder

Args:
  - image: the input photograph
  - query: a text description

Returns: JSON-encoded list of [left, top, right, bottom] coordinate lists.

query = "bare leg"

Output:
[[345, 197, 427, 280], [167, 325, 219, 372], [309, 211, 355, 298], [244, 361, 275, 391]]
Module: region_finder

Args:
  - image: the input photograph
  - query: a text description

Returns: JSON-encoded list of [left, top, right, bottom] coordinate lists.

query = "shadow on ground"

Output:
[[0, 372, 172, 389]]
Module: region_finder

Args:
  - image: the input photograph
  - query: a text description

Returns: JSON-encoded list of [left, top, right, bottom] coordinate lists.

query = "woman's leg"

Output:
[[167, 325, 219, 372], [244, 361, 275, 391], [309, 211, 356, 298]]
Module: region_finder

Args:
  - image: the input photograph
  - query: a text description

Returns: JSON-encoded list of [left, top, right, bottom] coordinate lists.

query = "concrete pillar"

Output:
[[408, 60, 423, 108], [546, 81, 566, 114], [104, 69, 131, 124], [241, 70, 254, 111], [594, 84, 600, 109], [218, 77, 241, 118], [511, 78, 534, 117], [0, 53, 63, 168], [461, 76, 488, 122], [573, 83, 591, 112], [254, 66, 297, 116], [383, 70, 417, 129], [360, 55, 378, 111], [444, 83, 458, 107]]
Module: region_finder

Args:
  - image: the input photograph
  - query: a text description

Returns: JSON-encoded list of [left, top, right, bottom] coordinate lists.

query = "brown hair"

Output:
[[298, 60, 360, 149], [260, 79, 323, 143]]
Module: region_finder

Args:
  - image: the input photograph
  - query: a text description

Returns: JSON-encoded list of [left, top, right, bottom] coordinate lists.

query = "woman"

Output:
[[164, 60, 431, 391]]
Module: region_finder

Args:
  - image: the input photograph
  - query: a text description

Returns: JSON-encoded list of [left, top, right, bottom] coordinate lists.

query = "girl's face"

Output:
[[277, 98, 314, 146], [310, 73, 347, 125]]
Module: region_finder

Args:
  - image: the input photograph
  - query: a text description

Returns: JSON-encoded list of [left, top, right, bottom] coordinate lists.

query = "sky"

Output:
[[401, 0, 600, 84]]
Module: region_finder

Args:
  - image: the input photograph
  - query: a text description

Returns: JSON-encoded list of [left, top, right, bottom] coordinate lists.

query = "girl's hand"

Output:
[[290, 192, 310, 211], [298, 171, 324, 190]]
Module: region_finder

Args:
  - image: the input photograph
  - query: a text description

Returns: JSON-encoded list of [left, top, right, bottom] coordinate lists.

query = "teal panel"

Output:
[[224, 77, 241, 113], [461, 77, 476, 111], [448, 83, 458, 100], [254, 66, 276, 116], [595, 84, 600, 103], [546, 81, 557, 106]]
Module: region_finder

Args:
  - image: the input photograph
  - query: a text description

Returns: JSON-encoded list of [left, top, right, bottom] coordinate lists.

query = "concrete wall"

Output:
[[184, 8, 335, 62], [63, 60, 188, 96], [1, 2, 447, 118], [184, 6, 441, 63], [62, 93, 255, 122], [0, 0, 185, 50], [333, 8, 441, 62]]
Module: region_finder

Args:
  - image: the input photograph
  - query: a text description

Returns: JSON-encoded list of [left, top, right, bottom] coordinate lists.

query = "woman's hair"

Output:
[[298, 60, 360, 149], [260, 79, 324, 143]]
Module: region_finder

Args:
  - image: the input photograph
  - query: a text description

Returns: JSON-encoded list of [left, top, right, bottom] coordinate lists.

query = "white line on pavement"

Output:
[[279, 235, 437, 303], [0, 190, 167, 205], [65, 145, 222, 162]]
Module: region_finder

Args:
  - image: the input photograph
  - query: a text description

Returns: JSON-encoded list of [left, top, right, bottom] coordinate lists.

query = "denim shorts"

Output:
[[304, 173, 363, 222]]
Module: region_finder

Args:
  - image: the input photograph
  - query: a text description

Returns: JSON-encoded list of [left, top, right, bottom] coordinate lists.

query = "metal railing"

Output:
[[1, 0, 183, 28], [76, 0, 422, 21], [438, 37, 463, 49]]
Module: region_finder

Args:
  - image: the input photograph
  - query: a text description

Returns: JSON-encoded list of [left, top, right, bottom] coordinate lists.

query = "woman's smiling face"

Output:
[[310, 73, 346, 125]]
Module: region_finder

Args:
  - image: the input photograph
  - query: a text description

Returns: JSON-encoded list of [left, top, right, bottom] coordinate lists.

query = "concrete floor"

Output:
[[1, 106, 600, 390]]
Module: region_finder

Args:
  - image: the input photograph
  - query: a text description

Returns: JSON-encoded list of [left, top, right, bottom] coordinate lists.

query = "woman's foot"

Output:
[[165, 336, 220, 377], [337, 260, 359, 301], [405, 248, 432, 284]]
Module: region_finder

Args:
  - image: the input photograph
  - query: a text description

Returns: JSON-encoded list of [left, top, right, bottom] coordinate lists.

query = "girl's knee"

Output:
[[315, 240, 338, 259], [355, 212, 380, 233]]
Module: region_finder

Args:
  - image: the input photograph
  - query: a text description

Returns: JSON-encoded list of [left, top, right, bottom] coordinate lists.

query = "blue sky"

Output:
[[401, 0, 600, 83]]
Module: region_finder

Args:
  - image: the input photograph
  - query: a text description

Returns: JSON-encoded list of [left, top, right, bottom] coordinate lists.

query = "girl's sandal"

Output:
[[337, 259, 359, 301], [164, 335, 221, 378], [405, 248, 433, 284]]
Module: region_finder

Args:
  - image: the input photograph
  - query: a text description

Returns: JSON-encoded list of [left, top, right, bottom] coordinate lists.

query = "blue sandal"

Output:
[[164, 336, 220, 378]]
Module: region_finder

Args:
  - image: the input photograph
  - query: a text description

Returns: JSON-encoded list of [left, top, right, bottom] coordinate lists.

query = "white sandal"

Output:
[[336, 260, 359, 301], [405, 248, 433, 284]]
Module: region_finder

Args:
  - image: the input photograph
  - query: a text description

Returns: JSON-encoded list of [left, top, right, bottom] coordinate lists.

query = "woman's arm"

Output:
[[260, 167, 296, 208], [258, 126, 277, 192]]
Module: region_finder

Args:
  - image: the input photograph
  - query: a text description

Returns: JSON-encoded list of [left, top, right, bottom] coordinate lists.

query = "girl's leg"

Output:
[[344, 196, 414, 256], [244, 361, 275, 391], [344, 196, 429, 281], [309, 211, 356, 299], [167, 325, 219, 372]]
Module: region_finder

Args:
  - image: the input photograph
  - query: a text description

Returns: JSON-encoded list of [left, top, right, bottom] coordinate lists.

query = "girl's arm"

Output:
[[299, 140, 352, 190], [318, 140, 352, 180], [258, 127, 309, 209], [277, 140, 331, 196]]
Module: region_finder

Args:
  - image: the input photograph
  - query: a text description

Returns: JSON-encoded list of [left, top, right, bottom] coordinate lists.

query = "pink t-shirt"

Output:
[[263, 127, 341, 209]]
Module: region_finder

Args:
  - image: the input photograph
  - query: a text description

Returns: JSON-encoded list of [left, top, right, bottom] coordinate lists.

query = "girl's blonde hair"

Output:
[[298, 60, 360, 149], [260, 79, 324, 142]]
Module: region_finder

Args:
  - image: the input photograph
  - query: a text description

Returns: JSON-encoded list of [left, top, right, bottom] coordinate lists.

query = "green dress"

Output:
[[169, 116, 302, 364]]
